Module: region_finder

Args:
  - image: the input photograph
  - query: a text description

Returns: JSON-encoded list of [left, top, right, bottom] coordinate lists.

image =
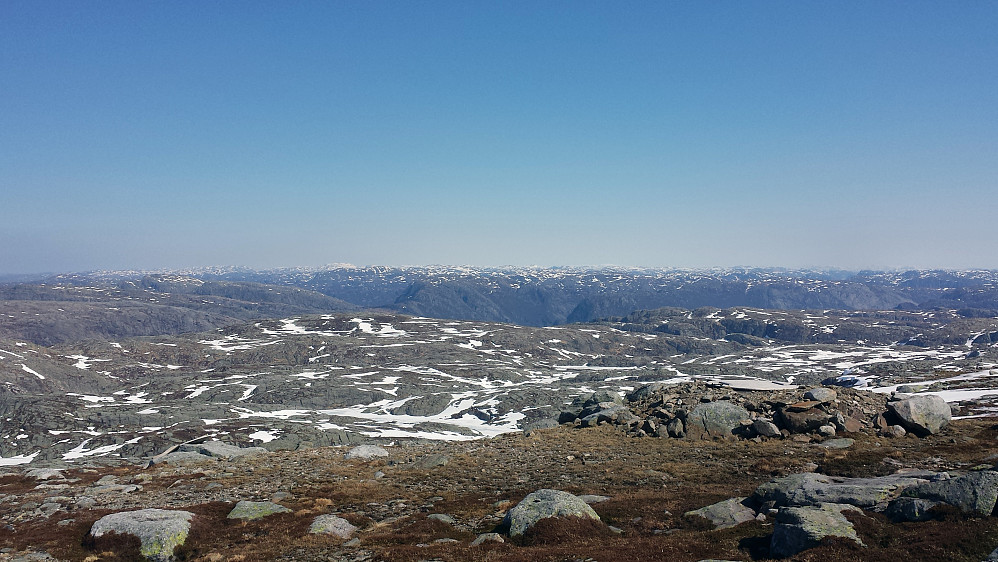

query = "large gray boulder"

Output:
[[770, 503, 864, 558], [503, 489, 600, 537], [686, 401, 750, 440], [344, 444, 389, 460], [157, 451, 214, 465], [180, 440, 267, 460], [888, 395, 951, 436], [904, 471, 998, 516], [90, 509, 194, 562], [309, 514, 357, 538], [685, 497, 757, 529], [753, 472, 932, 509]]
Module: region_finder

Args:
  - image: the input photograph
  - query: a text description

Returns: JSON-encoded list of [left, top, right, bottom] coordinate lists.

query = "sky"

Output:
[[2, 1, 997, 274]]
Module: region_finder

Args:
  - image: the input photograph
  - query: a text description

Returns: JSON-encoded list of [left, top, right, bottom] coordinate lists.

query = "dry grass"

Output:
[[3, 420, 998, 561]]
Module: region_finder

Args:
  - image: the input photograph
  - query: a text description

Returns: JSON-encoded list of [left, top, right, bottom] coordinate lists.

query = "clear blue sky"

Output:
[[2, 1, 996, 273]]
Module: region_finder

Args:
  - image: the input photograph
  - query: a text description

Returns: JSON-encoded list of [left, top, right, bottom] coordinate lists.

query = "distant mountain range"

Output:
[[2, 266, 998, 345]]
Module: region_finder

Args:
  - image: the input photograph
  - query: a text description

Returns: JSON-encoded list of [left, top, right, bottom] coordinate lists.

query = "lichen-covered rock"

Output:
[[226, 500, 290, 520], [309, 514, 357, 538], [770, 503, 864, 558], [888, 395, 951, 436], [753, 472, 931, 509], [90, 509, 193, 562], [344, 444, 389, 460], [503, 489, 600, 537], [685, 497, 756, 529], [686, 401, 750, 440], [904, 471, 998, 516]]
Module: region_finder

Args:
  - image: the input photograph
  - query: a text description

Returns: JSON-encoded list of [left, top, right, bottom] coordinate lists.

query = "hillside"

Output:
[[54, 266, 998, 326]]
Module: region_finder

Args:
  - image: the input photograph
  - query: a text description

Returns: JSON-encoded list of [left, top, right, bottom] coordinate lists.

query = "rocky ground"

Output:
[[2, 300, 998, 560], [2, 310, 997, 466], [3, 381, 998, 561]]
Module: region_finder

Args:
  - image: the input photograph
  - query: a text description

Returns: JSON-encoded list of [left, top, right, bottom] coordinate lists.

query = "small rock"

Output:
[[24, 468, 64, 481], [685, 497, 757, 529], [74, 497, 96, 510], [885, 497, 941, 522], [752, 418, 782, 438], [885, 425, 907, 438], [226, 500, 290, 520], [666, 417, 685, 438], [309, 514, 357, 538], [344, 445, 389, 460], [804, 388, 837, 403], [411, 453, 450, 469], [471, 532, 505, 546], [428, 513, 455, 524], [816, 438, 854, 450]]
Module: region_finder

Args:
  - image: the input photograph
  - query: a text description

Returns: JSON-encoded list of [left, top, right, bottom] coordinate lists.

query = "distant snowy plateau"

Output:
[[2, 306, 997, 467]]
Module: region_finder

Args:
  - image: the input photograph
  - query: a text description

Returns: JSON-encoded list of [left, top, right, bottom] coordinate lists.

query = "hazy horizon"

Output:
[[3, 2, 996, 274], [3, 261, 997, 279]]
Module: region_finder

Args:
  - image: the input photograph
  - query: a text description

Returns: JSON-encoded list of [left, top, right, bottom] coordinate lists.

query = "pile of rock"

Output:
[[556, 390, 638, 428], [556, 381, 952, 442]]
